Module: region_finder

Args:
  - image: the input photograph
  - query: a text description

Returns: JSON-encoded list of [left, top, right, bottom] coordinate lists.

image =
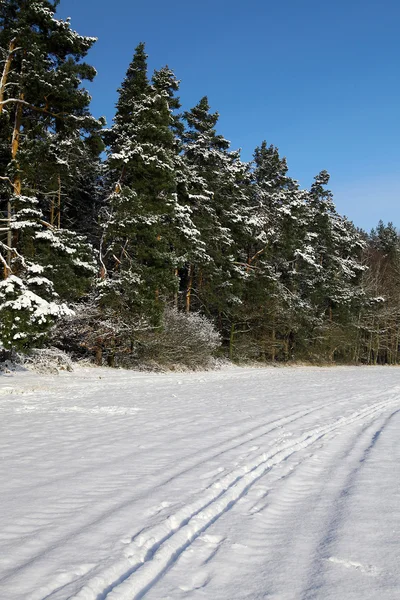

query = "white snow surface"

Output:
[[0, 365, 399, 600]]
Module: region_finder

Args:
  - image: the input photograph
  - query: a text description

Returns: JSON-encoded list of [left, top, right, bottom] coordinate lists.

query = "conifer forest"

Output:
[[1, 0, 399, 368]]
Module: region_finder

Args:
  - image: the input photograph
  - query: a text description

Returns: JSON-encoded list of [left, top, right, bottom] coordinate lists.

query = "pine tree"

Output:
[[181, 96, 251, 327], [101, 44, 191, 323], [236, 141, 308, 361], [0, 0, 101, 350], [295, 171, 366, 360], [360, 221, 400, 364]]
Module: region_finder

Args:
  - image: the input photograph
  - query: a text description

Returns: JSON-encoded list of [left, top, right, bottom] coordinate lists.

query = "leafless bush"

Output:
[[138, 308, 221, 368], [19, 348, 74, 374], [50, 301, 220, 370], [50, 300, 152, 367]]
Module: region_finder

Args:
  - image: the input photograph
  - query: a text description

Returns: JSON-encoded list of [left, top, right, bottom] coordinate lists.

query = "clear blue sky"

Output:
[[58, 0, 400, 231]]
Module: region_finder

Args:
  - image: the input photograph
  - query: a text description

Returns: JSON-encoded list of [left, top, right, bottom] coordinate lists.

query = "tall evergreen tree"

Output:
[[181, 96, 251, 326], [294, 171, 366, 359], [359, 221, 400, 364], [101, 44, 197, 323], [233, 141, 308, 361], [0, 0, 101, 350]]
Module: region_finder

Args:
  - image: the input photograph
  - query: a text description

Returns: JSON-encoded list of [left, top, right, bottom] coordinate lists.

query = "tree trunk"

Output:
[[4, 92, 24, 276], [57, 173, 61, 228], [50, 173, 62, 227], [11, 93, 23, 169], [0, 40, 16, 115], [95, 347, 102, 366], [283, 337, 289, 362], [353, 312, 361, 364], [229, 322, 235, 362], [367, 316, 374, 365], [374, 320, 380, 365], [174, 268, 179, 308], [186, 264, 194, 313], [271, 318, 276, 362], [260, 336, 266, 362], [50, 195, 55, 227]]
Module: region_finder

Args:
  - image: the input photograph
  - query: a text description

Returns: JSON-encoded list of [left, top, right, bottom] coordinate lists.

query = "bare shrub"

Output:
[[50, 300, 152, 367], [20, 348, 74, 374], [138, 308, 221, 368], [50, 301, 220, 370]]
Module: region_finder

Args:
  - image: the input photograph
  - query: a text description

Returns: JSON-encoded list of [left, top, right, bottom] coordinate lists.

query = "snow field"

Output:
[[0, 366, 399, 599]]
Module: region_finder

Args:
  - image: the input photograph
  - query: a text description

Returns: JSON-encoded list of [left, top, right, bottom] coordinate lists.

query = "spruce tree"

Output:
[[238, 141, 308, 361], [182, 96, 251, 326], [101, 44, 194, 323], [296, 171, 365, 359]]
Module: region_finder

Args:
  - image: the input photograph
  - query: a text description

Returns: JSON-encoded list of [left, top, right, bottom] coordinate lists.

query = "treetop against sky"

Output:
[[53, 0, 399, 230]]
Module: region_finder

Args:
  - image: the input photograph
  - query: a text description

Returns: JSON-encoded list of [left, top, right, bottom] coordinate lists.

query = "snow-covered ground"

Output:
[[0, 366, 399, 600]]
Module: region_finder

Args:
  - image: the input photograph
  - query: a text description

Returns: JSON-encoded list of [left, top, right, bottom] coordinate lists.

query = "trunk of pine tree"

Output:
[[328, 306, 334, 362], [186, 264, 194, 313], [50, 195, 55, 227], [271, 316, 276, 362], [154, 233, 162, 302], [283, 337, 289, 362], [353, 311, 361, 364], [6, 197, 12, 273], [391, 322, 396, 365], [57, 174, 61, 228], [107, 337, 116, 368], [50, 174, 62, 227], [374, 320, 380, 365], [368, 325, 373, 365], [5, 93, 24, 275], [387, 321, 392, 365], [95, 347, 103, 366], [174, 268, 179, 308], [229, 322, 235, 361], [11, 96, 23, 179], [0, 40, 16, 115], [395, 326, 400, 364], [260, 335, 266, 362], [197, 267, 203, 308], [2, 254, 9, 280], [389, 323, 393, 364]]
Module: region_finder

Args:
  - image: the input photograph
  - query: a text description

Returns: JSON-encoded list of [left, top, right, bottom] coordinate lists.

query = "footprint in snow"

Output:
[[145, 500, 174, 517], [197, 534, 225, 564], [199, 533, 225, 545], [238, 445, 261, 460], [327, 556, 381, 576], [179, 569, 211, 592], [199, 466, 225, 480], [231, 542, 253, 555]]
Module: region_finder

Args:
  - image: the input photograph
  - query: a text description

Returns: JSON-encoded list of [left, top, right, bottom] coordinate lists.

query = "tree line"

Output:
[[1, 0, 399, 367]]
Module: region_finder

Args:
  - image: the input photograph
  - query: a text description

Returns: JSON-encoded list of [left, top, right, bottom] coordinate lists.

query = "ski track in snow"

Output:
[[0, 366, 399, 600]]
